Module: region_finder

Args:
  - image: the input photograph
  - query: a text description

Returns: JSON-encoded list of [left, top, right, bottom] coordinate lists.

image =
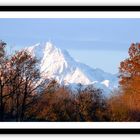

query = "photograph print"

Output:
[[0, 15, 139, 123]]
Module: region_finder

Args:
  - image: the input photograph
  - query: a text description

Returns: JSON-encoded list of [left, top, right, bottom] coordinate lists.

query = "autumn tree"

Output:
[[118, 43, 140, 121], [6, 50, 48, 121], [0, 40, 9, 121], [120, 43, 140, 90], [75, 85, 108, 121], [107, 90, 131, 121], [35, 84, 76, 121], [35, 80, 109, 122]]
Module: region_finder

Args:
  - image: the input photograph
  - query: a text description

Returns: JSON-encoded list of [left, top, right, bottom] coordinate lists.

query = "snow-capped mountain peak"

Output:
[[44, 41, 55, 54], [26, 41, 118, 96]]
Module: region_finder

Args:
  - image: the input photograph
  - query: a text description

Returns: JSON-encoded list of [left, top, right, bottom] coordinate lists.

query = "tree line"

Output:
[[0, 40, 140, 121]]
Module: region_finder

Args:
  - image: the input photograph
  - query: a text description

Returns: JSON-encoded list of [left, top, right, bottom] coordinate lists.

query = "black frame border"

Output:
[[0, 6, 139, 11], [0, 128, 140, 134], [0, 5, 139, 134]]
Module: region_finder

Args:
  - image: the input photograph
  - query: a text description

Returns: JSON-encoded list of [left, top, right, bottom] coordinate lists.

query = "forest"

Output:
[[0, 40, 140, 122]]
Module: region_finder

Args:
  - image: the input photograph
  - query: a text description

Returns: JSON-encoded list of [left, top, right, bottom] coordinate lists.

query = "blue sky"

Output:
[[0, 18, 140, 74]]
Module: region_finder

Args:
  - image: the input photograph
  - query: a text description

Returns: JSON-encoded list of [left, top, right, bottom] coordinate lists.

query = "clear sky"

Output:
[[0, 18, 140, 74]]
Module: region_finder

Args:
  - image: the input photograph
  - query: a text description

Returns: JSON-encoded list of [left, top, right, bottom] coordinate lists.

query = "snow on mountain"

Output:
[[26, 41, 118, 96]]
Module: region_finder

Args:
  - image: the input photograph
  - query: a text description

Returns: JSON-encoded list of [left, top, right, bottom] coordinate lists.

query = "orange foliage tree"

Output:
[[119, 43, 140, 121], [120, 43, 140, 90]]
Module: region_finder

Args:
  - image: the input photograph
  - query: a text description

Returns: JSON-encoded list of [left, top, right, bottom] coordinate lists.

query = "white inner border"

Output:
[[0, 11, 140, 129], [1, 12, 140, 18], [0, 0, 139, 6]]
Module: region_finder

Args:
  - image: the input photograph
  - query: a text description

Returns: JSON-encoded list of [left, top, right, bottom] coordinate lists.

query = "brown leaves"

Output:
[[35, 85, 107, 122], [119, 43, 140, 89], [110, 43, 140, 121]]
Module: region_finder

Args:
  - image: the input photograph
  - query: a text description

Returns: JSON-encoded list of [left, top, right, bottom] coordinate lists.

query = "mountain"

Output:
[[26, 41, 118, 96]]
